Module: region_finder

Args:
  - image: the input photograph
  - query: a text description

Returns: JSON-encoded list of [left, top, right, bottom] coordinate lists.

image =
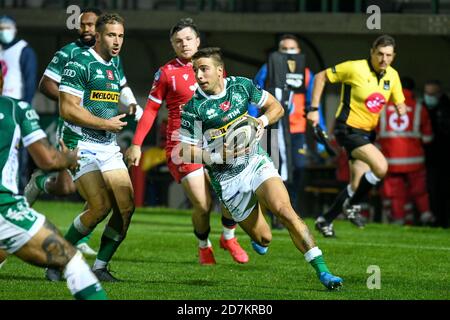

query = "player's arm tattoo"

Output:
[[41, 221, 74, 267]]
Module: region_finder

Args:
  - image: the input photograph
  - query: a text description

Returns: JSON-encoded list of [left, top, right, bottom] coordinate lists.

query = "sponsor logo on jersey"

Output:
[[206, 108, 217, 119], [59, 51, 69, 58], [106, 70, 114, 80], [18, 101, 29, 110], [67, 61, 86, 70], [383, 80, 390, 90], [219, 101, 231, 112], [63, 69, 76, 77], [106, 83, 119, 90], [95, 69, 105, 79], [365, 92, 386, 113], [222, 108, 241, 123], [183, 74, 189, 81], [90, 90, 119, 103], [25, 109, 40, 121], [51, 56, 59, 64]]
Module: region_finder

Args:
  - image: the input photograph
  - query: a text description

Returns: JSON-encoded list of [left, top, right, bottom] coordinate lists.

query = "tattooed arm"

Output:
[[27, 138, 79, 171]]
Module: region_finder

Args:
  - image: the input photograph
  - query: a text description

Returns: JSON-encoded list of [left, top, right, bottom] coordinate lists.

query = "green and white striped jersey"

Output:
[[44, 40, 126, 143], [0, 97, 46, 205], [180, 76, 269, 182], [59, 48, 122, 147], [44, 39, 126, 86]]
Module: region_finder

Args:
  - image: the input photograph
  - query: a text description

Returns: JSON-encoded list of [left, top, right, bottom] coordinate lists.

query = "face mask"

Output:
[[424, 94, 439, 108], [0, 29, 15, 44], [281, 49, 299, 54]]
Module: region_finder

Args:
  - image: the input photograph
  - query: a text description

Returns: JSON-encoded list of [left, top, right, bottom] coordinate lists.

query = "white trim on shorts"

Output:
[[180, 167, 206, 183]]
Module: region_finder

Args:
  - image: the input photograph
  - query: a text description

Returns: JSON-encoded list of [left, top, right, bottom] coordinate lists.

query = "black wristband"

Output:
[[306, 106, 319, 113]]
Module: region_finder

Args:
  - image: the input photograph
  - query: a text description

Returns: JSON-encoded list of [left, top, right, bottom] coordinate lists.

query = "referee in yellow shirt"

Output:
[[307, 35, 407, 237]]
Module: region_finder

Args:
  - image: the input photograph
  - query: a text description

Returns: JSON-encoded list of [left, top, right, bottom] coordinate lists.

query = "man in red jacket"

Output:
[[377, 77, 435, 225], [125, 18, 248, 265]]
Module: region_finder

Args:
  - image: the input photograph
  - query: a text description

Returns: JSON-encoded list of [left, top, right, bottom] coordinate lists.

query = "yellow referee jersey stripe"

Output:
[[326, 59, 405, 131]]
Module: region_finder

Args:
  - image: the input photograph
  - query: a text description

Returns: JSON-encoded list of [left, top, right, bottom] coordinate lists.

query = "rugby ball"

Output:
[[225, 116, 259, 151]]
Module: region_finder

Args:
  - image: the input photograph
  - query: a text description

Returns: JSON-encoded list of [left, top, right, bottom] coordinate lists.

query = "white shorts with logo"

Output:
[[72, 141, 127, 181], [219, 154, 281, 222], [0, 197, 46, 253]]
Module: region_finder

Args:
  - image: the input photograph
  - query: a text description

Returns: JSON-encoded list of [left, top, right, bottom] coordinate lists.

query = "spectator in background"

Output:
[[253, 34, 326, 229], [423, 80, 450, 228], [378, 77, 435, 226], [0, 15, 38, 193]]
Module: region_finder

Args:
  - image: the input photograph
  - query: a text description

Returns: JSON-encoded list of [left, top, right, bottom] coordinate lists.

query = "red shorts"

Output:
[[167, 158, 204, 183]]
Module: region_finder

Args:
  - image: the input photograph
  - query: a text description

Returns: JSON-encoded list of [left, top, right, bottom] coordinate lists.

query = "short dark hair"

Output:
[[170, 17, 199, 38], [278, 34, 300, 48], [81, 7, 102, 16], [372, 34, 396, 51], [192, 47, 224, 66], [424, 79, 442, 87], [96, 13, 124, 33]]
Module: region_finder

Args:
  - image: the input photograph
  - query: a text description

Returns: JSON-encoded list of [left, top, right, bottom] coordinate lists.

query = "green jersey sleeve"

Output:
[[59, 60, 88, 98], [180, 102, 202, 146], [15, 101, 47, 147], [239, 76, 268, 108], [43, 49, 70, 83]]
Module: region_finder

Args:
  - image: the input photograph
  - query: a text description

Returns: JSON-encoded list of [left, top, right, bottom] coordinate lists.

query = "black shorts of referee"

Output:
[[334, 122, 376, 160]]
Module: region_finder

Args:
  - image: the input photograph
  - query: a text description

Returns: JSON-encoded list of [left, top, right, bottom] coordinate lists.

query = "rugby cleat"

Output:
[[319, 272, 343, 290], [219, 235, 249, 264], [24, 169, 44, 206], [198, 246, 216, 265], [92, 267, 120, 282], [251, 241, 269, 255], [76, 243, 98, 257], [343, 200, 366, 228], [315, 216, 336, 238], [45, 267, 63, 282]]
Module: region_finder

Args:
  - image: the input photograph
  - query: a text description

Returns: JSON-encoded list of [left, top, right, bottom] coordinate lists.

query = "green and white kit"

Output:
[[59, 48, 127, 180], [180, 76, 281, 221], [0, 96, 47, 252]]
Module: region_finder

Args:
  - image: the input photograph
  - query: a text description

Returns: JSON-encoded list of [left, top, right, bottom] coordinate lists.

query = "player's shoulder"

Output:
[[227, 76, 253, 86], [66, 49, 92, 68], [386, 65, 400, 78]]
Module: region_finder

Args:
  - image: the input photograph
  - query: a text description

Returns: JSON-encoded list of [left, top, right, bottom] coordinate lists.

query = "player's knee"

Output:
[[192, 200, 211, 216], [373, 160, 388, 178]]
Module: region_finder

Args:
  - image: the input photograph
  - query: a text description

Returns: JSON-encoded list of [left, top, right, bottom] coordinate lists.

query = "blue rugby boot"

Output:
[[319, 272, 343, 290], [251, 241, 268, 255]]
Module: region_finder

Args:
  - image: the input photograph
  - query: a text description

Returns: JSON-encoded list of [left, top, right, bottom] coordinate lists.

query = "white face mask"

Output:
[[280, 48, 299, 54], [424, 94, 439, 108], [0, 29, 15, 44]]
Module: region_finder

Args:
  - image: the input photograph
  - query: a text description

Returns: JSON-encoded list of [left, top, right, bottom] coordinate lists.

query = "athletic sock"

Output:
[[349, 171, 380, 206], [76, 234, 93, 246], [221, 216, 237, 240], [194, 227, 211, 248], [304, 247, 330, 277], [35, 174, 51, 193], [65, 214, 92, 245], [323, 185, 353, 223], [94, 226, 123, 270], [64, 251, 107, 300]]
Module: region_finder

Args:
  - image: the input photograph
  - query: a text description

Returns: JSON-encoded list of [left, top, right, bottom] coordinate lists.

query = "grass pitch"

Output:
[[0, 201, 449, 300]]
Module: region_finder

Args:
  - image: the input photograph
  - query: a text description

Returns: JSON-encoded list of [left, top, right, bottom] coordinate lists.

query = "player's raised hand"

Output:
[[125, 144, 142, 167], [105, 113, 128, 132]]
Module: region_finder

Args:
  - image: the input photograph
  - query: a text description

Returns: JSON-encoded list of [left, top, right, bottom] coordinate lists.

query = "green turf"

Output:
[[0, 201, 449, 300]]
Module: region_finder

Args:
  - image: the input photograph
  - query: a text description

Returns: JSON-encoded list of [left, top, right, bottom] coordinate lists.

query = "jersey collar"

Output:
[[176, 57, 192, 67], [89, 48, 112, 65], [367, 58, 386, 82], [198, 79, 228, 100]]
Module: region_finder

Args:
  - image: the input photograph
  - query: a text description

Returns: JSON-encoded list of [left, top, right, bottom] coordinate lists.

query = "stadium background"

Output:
[[2, 0, 450, 213]]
